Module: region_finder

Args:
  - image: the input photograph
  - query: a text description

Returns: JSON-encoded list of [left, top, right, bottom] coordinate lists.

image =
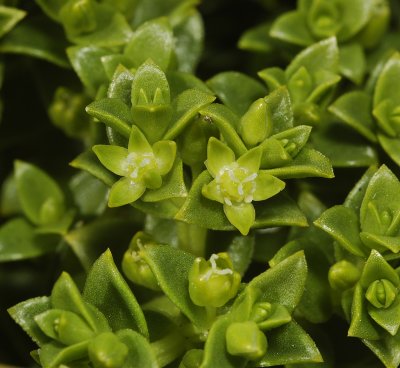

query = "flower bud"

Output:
[[250, 302, 291, 331], [226, 321, 267, 360], [88, 332, 128, 368], [328, 260, 361, 291], [122, 232, 160, 291], [239, 98, 272, 147], [365, 279, 398, 309], [188, 253, 241, 308]]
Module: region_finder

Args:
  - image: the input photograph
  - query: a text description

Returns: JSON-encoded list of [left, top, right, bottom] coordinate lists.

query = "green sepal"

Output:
[[124, 18, 174, 71], [92, 145, 129, 176], [258, 321, 322, 365], [86, 98, 132, 138], [0, 218, 56, 261], [39, 340, 89, 368], [8, 296, 51, 346], [175, 171, 307, 230], [270, 11, 313, 46], [262, 147, 334, 179], [206, 71, 267, 116], [108, 178, 146, 207], [314, 205, 366, 257], [0, 5, 26, 38], [67, 45, 109, 96], [328, 91, 376, 142], [14, 160, 66, 226], [83, 249, 149, 338], [117, 329, 158, 368], [141, 244, 209, 329], [163, 89, 216, 141], [248, 251, 308, 313], [339, 43, 366, 85]]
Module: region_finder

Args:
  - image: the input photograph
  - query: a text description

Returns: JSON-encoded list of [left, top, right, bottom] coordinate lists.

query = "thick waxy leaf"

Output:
[[0, 5, 26, 38], [226, 234, 254, 276], [141, 245, 209, 329], [0, 17, 69, 68], [167, 71, 212, 99], [258, 321, 322, 366], [248, 251, 308, 312], [67, 46, 109, 96], [8, 296, 51, 346], [374, 53, 400, 107], [83, 250, 149, 337], [264, 87, 294, 134], [0, 218, 55, 261], [125, 18, 174, 71], [70, 150, 117, 187], [363, 330, 400, 368], [86, 98, 132, 138], [339, 43, 366, 85], [39, 340, 89, 368], [263, 147, 334, 179], [269, 125, 312, 158], [329, 91, 376, 142], [378, 134, 400, 167], [175, 171, 307, 230], [368, 297, 400, 336], [35, 0, 65, 21], [198, 104, 247, 157], [163, 89, 216, 140], [201, 315, 247, 368], [117, 329, 158, 368], [14, 161, 65, 226], [207, 72, 267, 116], [286, 38, 339, 81], [173, 10, 204, 73], [270, 11, 313, 46], [238, 22, 274, 53], [315, 205, 366, 257], [360, 165, 400, 236]]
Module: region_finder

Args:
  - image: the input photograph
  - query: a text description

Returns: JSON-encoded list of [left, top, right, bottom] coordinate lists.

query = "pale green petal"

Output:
[[128, 125, 152, 154], [93, 145, 129, 176], [205, 137, 235, 177], [143, 170, 163, 189], [237, 147, 262, 173], [109, 177, 146, 207], [152, 140, 176, 175], [253, 171, 286, 201], [202, 180, 224, 204], [223, 202, 255, 235]]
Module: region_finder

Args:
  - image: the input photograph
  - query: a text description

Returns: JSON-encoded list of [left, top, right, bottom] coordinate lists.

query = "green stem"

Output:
[[177, 222, 208, 257], [151, 330, 186, 367]]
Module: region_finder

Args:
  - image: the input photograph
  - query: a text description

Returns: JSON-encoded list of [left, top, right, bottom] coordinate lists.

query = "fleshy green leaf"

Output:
[[83, 249, 149, 337], [314, 205, 366, 257], [378, 134, 400, 167], [0, 5, 26, 38], [248, 251, 308, 312], [238, 22, 274, 53], [206, 72, 267, 115], [258, 321, 322, 366], [368, 297, 400, 336], [270, 11, 313, 46], [328, 91, 376, 142], [374, 53, 400, 107], [0, 218, 55, 261], [14, 160, 66, 226], [125, 18, 174, 71], [363, 329, 400, 368], [8, 296, 51, 346], [339, 43, 366, 85], [86, 98, 132, 138]]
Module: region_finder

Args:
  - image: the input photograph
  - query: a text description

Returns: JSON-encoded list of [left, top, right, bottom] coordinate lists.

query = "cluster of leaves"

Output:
[[2, 0, 400, 367]]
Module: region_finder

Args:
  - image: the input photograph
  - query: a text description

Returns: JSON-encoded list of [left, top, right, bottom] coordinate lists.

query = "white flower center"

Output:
[[122, 152, 156, 181], [202, 254, 233, 281]]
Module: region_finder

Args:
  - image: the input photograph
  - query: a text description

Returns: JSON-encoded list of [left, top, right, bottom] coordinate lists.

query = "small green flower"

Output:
[[188, 252, 241, 308], [93, 125, 176, 207], [202, 138, 285, 235]]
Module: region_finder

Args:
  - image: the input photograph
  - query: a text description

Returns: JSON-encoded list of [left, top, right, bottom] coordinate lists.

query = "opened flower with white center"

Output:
[[93, 125, 176, 207], [202, 137, 286, 235]]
